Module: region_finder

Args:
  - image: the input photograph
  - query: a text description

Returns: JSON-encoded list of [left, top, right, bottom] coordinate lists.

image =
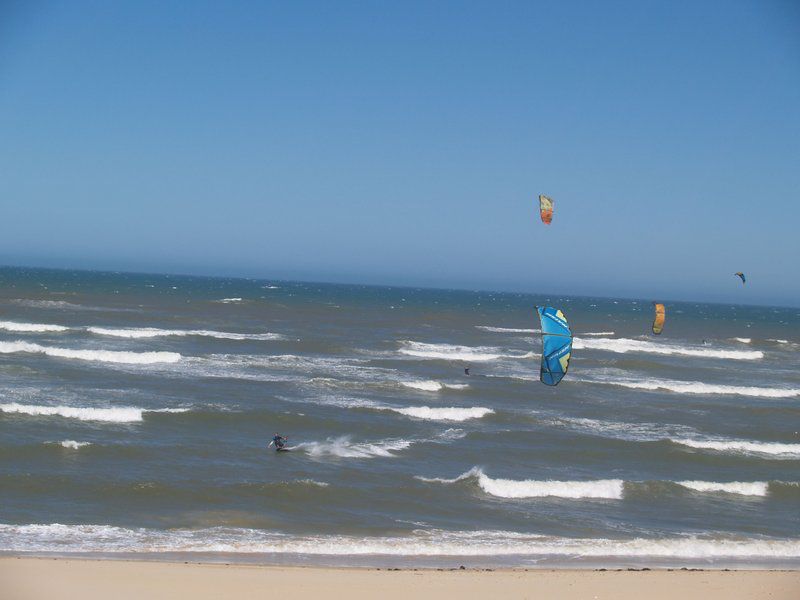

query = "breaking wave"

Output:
[[9, 300, 137, 312], [475, 326, 539, 333], [418, 470, 789, 499], [1, 524, 799, 559], [215, 298, 243, 303], [295, 436, 413, 458], [0, 403, 188, 423], [672, 438, 800, 458], [0, 524, 799, 559], [399, 341, 532, 362], [399, 380, 468, 392], [0, 341, 181, 364], [0, 321, 68, 333], [546, 415, 697, 442], [572, 337, 763, 360], [417, 467, 623, 499], [548, 415, 800, 458], [676, 481, 768, 496], [587, 377, 800, 398], [382, 406, 493, 422], [52, 440, 92, 450], [732, 338, 752, 344], [579, 331, 616, 337], [87, 327, 283, 341]]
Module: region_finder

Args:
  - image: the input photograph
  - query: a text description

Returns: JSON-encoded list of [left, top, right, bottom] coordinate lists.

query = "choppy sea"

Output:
[[1, 267, 798, 567]]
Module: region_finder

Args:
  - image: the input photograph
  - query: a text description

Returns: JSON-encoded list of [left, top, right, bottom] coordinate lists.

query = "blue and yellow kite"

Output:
[[536, 306, 573, 386]]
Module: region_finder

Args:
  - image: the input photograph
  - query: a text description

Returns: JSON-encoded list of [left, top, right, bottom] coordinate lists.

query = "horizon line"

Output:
[[0, 262, 795, 311]]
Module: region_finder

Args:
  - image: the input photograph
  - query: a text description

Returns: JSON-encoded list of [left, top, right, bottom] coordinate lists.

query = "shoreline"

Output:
[[4, 550, 800, 571], [3, 557, 799, 600]]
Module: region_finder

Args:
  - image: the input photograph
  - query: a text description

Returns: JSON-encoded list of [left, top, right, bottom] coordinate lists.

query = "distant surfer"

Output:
[[268, 433, 288, 451], [464, 367, 470, 376]]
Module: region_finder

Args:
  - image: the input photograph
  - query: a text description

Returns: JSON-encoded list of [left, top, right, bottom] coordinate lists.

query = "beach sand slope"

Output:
[[1, 558, 799, 600]]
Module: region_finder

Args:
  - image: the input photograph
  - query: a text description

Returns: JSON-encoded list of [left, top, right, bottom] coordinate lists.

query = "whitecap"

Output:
[[573, 337, 763, 360], [676, 481, 768, 496], [585, 377, 800, 398], [54, 440, 92, 450], [2, 403, 144, 422], [672, 438, 800, 457], [295, 436, 412, 458], [87, 327, 283, 341], [1, 403, 188, 423], [382, 406, 493, 422], [0, 341, 181, 364], [0, 321, 69, 333], [399, 341, 532, 362], [399, 380, 469, 392], [475, 326, 540, 333], [417, 467, 623, 499]]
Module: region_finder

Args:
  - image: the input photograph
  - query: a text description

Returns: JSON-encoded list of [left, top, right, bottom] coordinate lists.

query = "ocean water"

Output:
[[1, 266, 799, 568]]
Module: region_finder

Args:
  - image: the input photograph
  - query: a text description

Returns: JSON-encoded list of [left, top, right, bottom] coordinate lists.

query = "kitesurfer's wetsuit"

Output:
[[270, 435, 287, 450]]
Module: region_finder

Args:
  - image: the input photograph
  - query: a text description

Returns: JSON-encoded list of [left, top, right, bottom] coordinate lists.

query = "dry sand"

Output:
[[1, 557, 798, 600]]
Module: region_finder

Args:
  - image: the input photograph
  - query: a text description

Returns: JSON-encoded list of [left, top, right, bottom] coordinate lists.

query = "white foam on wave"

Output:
[[215, 297, 243, 303], [87, 327, 283, 341], [2, 523, 799, 559], [439, 428, 467, 441], [732, 338, 752, 344], [295, 436, 413, 458], [400, 380, 445, 392], [0, 321, 69, 333], [399, 341, 532, 362], [417, 467, 623, 499], [549, 415, 800, 459], [383, 406, 493, 422], [475, 326, 540, 333], [230, 354, 372, 374], [768, 339, 790, 344], [1, 403, 144, 422], [303, 393, 490, 423], [548, 415, 697, 442], [579, 331, 616, 337], [302, 395, 382, 410], [676, 481, 768, 496], [1, 403, 189, 423], [0, 341, 181, 364], [572, 337, 763, 360], [399, 380, 469, 392], [294, 479, 329, 487], [54, 440, 92, 450], [588, 377, 800, 398], [9, 300, 136, 312], [673, 438, 800, 457]]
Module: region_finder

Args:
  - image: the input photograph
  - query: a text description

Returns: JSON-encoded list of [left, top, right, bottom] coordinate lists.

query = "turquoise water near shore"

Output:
[[1, 267, 798, 567]]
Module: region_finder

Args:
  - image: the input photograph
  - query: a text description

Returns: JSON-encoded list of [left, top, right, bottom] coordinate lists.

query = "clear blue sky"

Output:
[[1, 1, 798, 305]]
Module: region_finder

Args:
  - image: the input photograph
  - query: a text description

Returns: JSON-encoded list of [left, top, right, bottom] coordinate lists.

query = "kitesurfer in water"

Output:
[[464, 367, 470, 376], [268, 433, 288, 451]]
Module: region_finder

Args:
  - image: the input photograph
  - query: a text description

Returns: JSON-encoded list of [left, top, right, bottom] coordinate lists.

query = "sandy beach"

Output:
[[1, 558, 798, 600]]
